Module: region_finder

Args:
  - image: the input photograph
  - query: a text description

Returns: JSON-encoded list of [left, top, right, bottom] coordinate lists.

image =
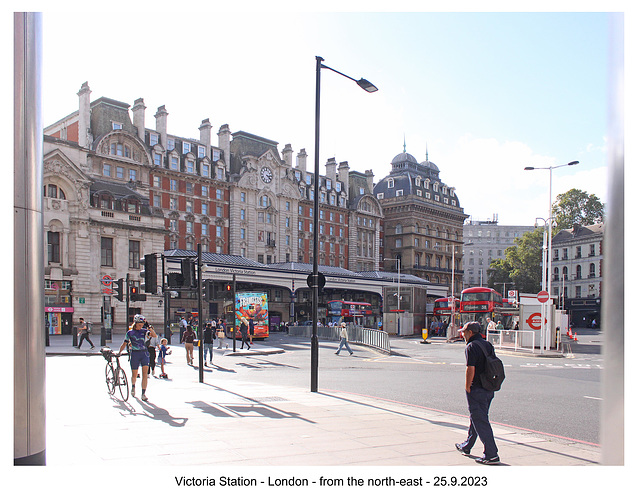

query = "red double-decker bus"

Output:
[[430, 297, 461, 337], [327, 300, 374, 327], [459, 287, 504, 335], [433, 297, 460, 317]]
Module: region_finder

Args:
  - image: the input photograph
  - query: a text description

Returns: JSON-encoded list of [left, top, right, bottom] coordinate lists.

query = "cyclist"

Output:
[[118, 314, 156, 402]]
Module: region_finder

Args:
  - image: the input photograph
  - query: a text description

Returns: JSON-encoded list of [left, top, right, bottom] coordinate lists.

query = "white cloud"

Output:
[[434, 135, 606, 226]]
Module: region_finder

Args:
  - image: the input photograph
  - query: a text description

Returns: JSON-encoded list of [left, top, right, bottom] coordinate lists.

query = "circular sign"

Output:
[[526, 313, 542, 330], [101, 275, 113, 286], [306, 272, 326, 290], [537, 290, 549, 303]]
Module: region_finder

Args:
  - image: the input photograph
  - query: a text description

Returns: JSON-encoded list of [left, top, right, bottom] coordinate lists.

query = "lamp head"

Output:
[[357, 78, 378, 93]]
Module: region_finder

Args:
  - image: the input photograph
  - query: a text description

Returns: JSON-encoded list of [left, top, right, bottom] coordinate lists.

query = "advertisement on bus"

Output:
[[235, 292, 269, 339]]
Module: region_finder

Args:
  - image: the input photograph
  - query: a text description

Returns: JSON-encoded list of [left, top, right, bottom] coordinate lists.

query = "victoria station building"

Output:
[[43, 82, 467, 337]]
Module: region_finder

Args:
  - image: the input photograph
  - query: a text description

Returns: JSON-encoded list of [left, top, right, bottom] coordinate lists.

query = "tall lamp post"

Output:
[[311, 56, 378, 392], [525, 160, 579, 350]]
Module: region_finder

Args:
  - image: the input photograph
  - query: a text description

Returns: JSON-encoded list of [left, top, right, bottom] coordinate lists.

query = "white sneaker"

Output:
[[141, 393, 148, 402], [131, 386, 135, 397]]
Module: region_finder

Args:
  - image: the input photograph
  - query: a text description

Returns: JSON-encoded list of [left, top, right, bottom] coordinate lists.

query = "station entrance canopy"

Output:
[[163, 250, 448, 298]]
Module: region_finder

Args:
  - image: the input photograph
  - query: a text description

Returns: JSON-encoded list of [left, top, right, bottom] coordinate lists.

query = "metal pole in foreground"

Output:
[[311, 56, 322, 392], [14, 12, 45, 465], [197, 245, 203, 383]]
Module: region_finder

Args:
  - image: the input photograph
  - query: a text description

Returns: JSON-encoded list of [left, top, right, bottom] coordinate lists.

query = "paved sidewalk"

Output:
[[45, 336, 600, 467]]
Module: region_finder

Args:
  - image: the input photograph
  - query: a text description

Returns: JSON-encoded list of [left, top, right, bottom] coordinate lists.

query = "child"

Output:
[[158, 338, 170, 378]]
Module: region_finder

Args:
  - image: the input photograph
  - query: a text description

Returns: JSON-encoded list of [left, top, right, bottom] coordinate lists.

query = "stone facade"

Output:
[[373, 147, 467, 296], [462, 219, 536, 289], [551, 223, 604, 327]]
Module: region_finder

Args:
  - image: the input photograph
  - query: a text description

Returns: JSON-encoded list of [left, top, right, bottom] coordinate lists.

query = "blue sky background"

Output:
[[40, 8, 615, 226]]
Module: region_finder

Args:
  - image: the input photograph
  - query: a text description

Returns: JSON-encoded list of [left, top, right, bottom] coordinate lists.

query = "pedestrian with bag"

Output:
[[76, 317, 95, 349], [216, 319, 227, 349], [182, 325, 195, 365], [335, 322, 353, 356], [239, 317, 251, 350], [455, 321, 503, 465]]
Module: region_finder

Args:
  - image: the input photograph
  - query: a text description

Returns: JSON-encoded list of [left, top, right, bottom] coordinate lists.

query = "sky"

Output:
[[35, 6, 622, 227]]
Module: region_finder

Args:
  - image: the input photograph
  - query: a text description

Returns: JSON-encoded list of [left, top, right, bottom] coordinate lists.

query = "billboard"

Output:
[[235, 292, 269, 339]]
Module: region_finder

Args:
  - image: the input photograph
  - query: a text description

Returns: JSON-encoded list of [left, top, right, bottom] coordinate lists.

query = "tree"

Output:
[[488, 227, 545, 294], [552, 189, 604, 230]]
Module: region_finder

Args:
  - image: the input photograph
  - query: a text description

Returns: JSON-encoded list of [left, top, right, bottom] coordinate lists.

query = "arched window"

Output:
[[45, 184, 66, 199], [576, 265, 582, 279], [589, 263, 596, 277]]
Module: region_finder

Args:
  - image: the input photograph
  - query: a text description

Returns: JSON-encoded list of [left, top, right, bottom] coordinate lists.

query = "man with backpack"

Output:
[[455, 321, 502, 465]]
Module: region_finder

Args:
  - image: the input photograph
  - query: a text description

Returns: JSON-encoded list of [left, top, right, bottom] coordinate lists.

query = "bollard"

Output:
[[101, 327, 107, 347], [72, 326, 78, 347]]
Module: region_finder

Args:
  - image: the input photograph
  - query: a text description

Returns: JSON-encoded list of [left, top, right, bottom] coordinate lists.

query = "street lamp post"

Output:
[[311, 56, 377, 392], [525, 160, 579, 350]]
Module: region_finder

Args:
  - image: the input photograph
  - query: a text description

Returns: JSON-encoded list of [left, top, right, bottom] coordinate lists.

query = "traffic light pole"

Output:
[[125, 273, 130, 327], [197, 244, 204, 383], [232, 274, 237, 352]]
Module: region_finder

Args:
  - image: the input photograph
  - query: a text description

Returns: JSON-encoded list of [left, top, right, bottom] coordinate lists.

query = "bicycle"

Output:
[[101, 347, 130, 401]]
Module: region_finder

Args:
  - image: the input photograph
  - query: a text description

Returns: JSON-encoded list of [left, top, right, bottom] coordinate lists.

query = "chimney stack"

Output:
[[77, 82, 91, 148], [154, 105, 168, 149], [132, 98, 146, 142], [199, 118, 212, 151], [296, 148, 308, 172]]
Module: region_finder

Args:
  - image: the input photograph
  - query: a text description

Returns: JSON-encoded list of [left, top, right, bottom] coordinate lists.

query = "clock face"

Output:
[[260, 167, 273, 183]]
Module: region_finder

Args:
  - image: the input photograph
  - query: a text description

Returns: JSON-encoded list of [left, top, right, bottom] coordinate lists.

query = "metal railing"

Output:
[[288, 325, 390, 354], [487, 329, 536, 353]]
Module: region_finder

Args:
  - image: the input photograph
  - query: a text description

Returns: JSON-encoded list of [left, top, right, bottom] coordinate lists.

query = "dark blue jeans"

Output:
[[461, 386, 498, 458]]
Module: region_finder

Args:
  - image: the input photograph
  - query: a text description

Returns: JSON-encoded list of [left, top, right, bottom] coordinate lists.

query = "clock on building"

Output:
[[260, 166, 273, 183]]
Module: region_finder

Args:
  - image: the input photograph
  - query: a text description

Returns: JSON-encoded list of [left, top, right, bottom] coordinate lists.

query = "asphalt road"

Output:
[[184, 329, 604, 445]]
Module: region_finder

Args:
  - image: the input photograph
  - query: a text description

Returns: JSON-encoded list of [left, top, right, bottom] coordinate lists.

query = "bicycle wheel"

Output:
[[116, 367, 129, 402], [105, 363, 116, 395]]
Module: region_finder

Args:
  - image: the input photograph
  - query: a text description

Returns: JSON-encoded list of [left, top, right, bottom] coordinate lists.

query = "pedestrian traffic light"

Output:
[[113, 278, 124, 302], [225, 283, 232, 298], [140, 253, 158, 293]]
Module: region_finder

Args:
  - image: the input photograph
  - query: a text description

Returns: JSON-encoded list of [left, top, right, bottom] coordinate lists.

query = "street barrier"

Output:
[[487, 329, 536, 353], [288, 325, 391, 354]]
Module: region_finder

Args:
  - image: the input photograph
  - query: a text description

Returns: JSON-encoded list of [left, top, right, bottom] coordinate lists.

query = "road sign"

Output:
[[306, 272, 326, 290], [537, 290, 549, 303]]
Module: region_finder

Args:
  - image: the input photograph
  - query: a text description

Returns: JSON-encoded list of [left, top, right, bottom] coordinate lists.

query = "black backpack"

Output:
[[477, 341, 505, 391]]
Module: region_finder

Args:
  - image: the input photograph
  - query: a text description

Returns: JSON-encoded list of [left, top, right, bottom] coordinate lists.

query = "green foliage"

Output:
[[488, 227, 545, 294], [552, 189, 604, 230]]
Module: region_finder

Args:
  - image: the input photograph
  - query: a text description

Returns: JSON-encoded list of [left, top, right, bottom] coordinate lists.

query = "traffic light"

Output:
[[130, 285, 147, 302], [225, 282, 232, 298], [113, 278, 124, 302], [181, 258, 196, 288], [203, 280, 215, 302], [140, 254, 157, 293]]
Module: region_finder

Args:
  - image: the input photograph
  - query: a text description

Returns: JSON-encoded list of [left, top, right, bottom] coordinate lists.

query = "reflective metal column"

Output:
[[14, 12, 45, 465]]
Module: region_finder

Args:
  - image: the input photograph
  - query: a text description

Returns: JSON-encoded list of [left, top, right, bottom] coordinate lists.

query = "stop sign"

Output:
[[537, 290, 549, 303]]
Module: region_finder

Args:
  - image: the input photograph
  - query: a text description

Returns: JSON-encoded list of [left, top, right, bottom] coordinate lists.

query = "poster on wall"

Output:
[[235, 292, 269, 339]]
